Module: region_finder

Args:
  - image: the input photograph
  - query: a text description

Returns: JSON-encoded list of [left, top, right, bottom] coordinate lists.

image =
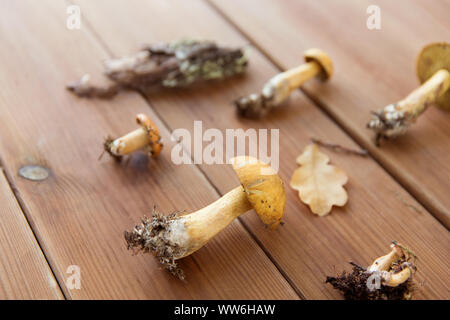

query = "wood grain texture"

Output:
[[209, 0, 450, 227], [0, 169, 63, 299], [0, 0, 298, 299], [76, 0, 450, 299]]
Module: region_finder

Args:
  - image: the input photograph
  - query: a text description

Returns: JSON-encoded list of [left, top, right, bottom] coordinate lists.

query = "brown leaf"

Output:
[[290, 144, 348, 216]]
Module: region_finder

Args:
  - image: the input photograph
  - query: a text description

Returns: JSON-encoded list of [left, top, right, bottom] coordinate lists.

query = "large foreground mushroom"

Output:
[[368, 42, 450, 145], [124, 156, 286, 279]]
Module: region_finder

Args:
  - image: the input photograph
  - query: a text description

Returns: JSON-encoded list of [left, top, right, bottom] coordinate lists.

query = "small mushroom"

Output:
[[124, 156, 286, 279], [235, 48, 333, 118], [368, 42, 450, 145], [366, 242, 415, 288], [103, 113, 163, 160], [326, 241, 417, 300]]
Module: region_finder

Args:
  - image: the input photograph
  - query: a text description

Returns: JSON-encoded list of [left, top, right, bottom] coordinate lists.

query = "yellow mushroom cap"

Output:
[[304, 48, 334, 81], [231, 156, 286, 229], [416, 42, 450, 110], [136, 113, 163, 157]]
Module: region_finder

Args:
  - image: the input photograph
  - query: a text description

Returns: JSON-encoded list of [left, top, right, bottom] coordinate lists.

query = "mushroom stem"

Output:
[[368, 69, 450, 143], [367, 243, 403, 272], [105, 113, 162, 158], [124, 187, 253, 279], [265, 61, 322, 105], [281, 61, 322, 92], [396, 69, 450, 117], [235, 48, 333, 118], [385, 267, 412, 287], [233, 63, 316, 118], [109, 127, 150, 156], [175, 186, 252, 258]]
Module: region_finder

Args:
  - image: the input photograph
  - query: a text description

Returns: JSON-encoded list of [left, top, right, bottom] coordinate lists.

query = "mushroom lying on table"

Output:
[[235, 48, 333, 118], [124, 156, 286, 279], [326, 241, 417, 300], [368, 42, 450, 145], [103, 113, 163, 160]]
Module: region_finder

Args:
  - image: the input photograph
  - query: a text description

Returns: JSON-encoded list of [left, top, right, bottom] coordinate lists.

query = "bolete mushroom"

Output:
[[366, 242, 415, 288], [124, 156, 286, 279], [368, 42, 450, 145], [103, 113, 163, 159], [326, 241, 417, 300], [235, 48, 333, 118]]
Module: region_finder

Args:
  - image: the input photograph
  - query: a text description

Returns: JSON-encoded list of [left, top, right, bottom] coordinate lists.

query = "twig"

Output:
[[310, 137, 368, 157]]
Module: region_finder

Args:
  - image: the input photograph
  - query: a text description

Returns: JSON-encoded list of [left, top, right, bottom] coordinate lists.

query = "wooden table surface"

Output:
[[0, 0, 448, 299]]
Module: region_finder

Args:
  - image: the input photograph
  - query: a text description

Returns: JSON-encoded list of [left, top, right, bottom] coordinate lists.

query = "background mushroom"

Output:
[[104, 113, 163, 160], [124, 156, 286, 279], [367, 42, 450, 144], [235, 48, 333, 118]]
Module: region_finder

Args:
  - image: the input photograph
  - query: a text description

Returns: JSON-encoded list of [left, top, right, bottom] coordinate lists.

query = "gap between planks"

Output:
[[71, 0, 305, 299], [0, 165, 66, 299], [204, 0, 448, 230]]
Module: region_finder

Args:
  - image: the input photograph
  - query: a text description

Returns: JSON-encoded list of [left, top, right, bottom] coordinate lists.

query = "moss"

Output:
[[68, 39, 248, 99]]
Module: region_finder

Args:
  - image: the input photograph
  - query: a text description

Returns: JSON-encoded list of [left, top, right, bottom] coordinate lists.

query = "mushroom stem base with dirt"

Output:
[[124, 186, 251, 279], [367, 42, 450, 145], [368, 69, 450, 144]]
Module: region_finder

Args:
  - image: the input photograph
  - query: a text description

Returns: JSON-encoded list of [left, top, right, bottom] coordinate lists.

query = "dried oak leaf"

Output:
[[290, 144, 348, 216]]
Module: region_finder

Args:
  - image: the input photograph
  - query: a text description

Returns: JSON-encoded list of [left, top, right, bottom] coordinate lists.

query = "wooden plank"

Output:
[[76, 0, 450, 299], [209, 0, 450, 227], [0, 0, 298, 299], [0, 169, 63, 299]]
